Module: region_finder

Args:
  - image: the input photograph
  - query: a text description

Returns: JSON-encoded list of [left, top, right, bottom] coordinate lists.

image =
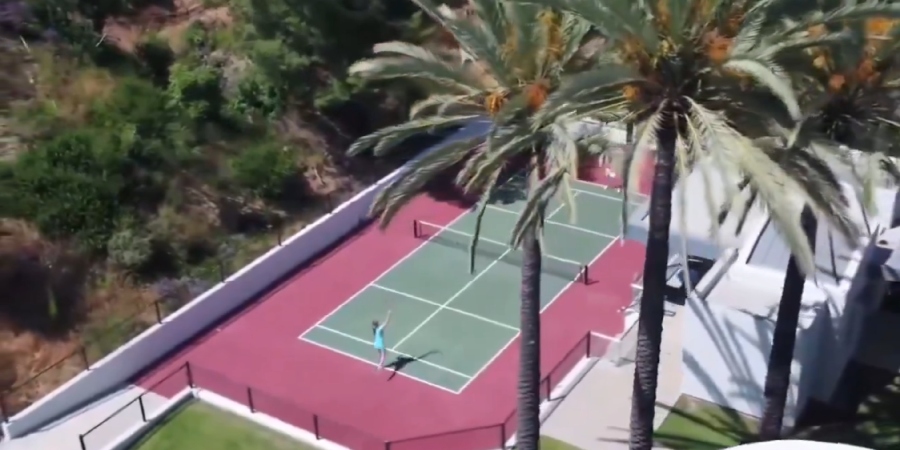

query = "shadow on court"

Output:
[[386, 350, 441, 381]]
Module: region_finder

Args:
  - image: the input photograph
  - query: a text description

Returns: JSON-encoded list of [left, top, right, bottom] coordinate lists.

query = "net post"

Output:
[[412, 220, 419, 238], [500, 423, 507, 448], [581, 265, 589, 285]]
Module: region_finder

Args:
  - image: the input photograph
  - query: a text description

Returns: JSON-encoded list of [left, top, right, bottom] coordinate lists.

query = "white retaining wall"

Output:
[[2, 120, 492, 438]]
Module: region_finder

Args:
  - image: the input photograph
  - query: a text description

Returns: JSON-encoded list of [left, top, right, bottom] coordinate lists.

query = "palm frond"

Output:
[[370, 135, 481, 226], [348, 115, 480, 156], [350, 54, 482, 94]]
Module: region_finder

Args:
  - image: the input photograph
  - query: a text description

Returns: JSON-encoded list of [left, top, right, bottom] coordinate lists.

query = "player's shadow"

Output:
[[386, 350, 440, 381]]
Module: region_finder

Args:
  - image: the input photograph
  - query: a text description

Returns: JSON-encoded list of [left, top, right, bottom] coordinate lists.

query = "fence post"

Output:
[[138, 396, 147, 422], [185, 362, 194, 387], [218, 260, 226, 282], [79, 346, 90, 369], [246, 387, 255, 412], [0, 394, 8, 423], [586, 331, 591, 357], [153, 300, 163, 324], [79, 434, 87, 450], [313, 414, 320, 439]]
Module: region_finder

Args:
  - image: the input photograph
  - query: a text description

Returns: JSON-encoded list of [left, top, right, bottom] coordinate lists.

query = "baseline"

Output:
[[313, 325, 471, 379], [298, 335, 463, 395]]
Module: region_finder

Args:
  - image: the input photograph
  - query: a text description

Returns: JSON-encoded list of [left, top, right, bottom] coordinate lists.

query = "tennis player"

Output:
[[372, 310, 392, 370]]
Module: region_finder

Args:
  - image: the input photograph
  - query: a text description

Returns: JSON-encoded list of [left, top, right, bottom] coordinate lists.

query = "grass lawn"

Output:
[[131, 401, 316, 450], [654, 395, 758, 449], [539, 435, 583, 449]]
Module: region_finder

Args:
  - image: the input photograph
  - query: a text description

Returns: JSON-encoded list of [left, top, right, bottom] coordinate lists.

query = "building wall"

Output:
[[682, 295, 825, 425]]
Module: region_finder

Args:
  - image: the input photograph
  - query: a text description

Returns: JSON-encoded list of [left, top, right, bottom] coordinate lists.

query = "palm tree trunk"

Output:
[[517, 222, 542, 450], [629, 122, 677, 450], [758, 206, 817, 439]]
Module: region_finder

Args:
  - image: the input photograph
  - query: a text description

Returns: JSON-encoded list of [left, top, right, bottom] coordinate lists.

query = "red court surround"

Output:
[[136, 159, 653, 450]]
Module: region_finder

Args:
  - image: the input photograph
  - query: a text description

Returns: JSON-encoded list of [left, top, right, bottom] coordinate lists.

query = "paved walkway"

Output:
[[0, 385, 166, 450], [543, 304, 685, 449]]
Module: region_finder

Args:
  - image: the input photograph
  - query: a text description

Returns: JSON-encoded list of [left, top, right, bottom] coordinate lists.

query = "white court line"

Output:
[[371, 284, 518, 332], [298, 207, 472, 339], [390, 247, 512, 351], [420, 220, 585, 271], [573, 178, 649, 204], [591, 331, 618, 342], [456, 227, 623, 393], [315, 325, 472, 379], [487, 204, 616, 240], [299, 336, 461, 395]]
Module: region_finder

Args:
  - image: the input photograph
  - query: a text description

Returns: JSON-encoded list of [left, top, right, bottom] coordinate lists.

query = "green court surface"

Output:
[[300, 178, 637, 393]]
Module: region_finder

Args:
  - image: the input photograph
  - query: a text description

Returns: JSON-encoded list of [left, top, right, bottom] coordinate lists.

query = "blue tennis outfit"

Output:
[[373, 326, 385, 350]]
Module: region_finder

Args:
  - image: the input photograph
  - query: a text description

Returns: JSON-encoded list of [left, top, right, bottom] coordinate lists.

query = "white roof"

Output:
[[626, 157, 768, 261], [702, 182, 894, 319]]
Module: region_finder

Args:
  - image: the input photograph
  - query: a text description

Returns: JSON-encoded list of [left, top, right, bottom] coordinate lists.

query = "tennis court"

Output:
[[299, 176, 630, 394]]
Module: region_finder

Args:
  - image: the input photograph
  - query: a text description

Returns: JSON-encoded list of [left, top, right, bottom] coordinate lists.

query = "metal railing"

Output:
[[78, 363, 192, 450], [76, 330, 614, 450]]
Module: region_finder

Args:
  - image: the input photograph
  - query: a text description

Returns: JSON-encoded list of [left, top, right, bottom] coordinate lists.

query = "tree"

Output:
[[752, 14, 900, 439], [513, 0, 900, 447], [345, 1, 601, 448]]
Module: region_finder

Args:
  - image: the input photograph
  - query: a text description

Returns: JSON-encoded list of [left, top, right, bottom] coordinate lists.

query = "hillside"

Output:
[[0, 0, 427, 417]]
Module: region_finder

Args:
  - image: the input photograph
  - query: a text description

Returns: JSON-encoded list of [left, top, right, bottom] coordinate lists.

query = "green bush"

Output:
[[13, 130, 126, 251], [230, 143, 297, 200], [107, 228, 154, 271], [167, 61, 224, 123], [228, 70, 284, 120]]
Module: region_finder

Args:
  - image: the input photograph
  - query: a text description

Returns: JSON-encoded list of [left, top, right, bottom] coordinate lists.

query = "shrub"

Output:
[[12, 130, 126, 251], [107, 228, 153, 271], [228, 70, 284, 119], [167, 61, 224, 123], [230, 142, 297, 200]]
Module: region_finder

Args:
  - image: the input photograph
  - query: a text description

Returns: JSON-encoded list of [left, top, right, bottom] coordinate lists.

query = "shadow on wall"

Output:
[[682, 289, 830, 430]]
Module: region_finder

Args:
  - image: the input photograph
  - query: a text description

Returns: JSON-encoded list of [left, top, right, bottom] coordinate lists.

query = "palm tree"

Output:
[[752, 14, 900, 439], [509, 0, 900, 447], [344, 2, 603, 448]]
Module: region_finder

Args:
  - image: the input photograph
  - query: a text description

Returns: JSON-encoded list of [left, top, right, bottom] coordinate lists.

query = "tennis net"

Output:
[[413, 219, 589, 284]]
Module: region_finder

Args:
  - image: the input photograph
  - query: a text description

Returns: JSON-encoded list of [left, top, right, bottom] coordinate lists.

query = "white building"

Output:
[[626, 159, 900, 427]]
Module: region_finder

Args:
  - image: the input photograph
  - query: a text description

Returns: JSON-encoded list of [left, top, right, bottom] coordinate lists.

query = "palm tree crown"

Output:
[[348, 0, 603, 242], [791, 15, 900, 201], [525, 0, 900, 274]]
